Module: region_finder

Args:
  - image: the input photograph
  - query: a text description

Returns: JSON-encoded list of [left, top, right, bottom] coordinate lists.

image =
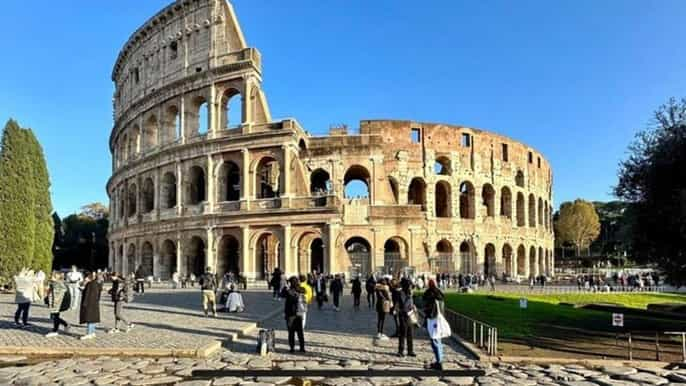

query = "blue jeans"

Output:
[[430, 338, 443, 363], [86, 323, 96, 335]]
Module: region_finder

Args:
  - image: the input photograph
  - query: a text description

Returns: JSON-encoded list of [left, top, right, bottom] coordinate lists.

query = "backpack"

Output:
[[296, 293, 307, 317]]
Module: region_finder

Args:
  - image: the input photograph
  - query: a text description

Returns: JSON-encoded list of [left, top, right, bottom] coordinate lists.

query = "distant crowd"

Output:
[[575, 271, 661, 292]]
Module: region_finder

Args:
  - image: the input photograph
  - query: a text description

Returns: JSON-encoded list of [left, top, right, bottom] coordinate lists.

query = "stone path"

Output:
[[0, 286, 277, 355]]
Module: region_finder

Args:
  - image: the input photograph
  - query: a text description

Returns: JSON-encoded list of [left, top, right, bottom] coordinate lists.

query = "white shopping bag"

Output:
[[427, 308, 452, 339]]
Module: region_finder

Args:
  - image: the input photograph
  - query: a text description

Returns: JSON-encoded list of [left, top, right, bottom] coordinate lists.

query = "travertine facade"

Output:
[[107, 0, 554, 281]]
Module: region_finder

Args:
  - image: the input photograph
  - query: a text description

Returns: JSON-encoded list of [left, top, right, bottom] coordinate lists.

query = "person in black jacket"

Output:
[[270, 268, 282, 300], [79, 271, 102, 340], [314, 273, 327, 310], [423, 279, 445, 370], [108, 272, 134, 333], [283, 276, 306, 353], [330, 274, 343, 311], [351, 276, 362, 310], [395, 278, 416, 357], [365, 275, 376, 309], [390, 279, 401, 337]]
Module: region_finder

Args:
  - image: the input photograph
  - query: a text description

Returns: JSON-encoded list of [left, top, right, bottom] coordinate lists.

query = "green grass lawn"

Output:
[[441, 292, 686, 339]]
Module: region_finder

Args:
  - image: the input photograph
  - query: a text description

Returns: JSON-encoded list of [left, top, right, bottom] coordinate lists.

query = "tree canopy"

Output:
[[52, 203, 109, 271], [615, 97, 686, 286], [554, 199, 601, 257]]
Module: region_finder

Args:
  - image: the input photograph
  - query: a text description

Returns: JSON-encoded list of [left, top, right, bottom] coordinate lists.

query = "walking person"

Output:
[[13, 269, 35, 327], [423, 279, 445, 370], [45, 271, 71, 337], [365, 275, 376, 309], [314, 273, 327, 310], [298, 275, 313, 329], [395, 278, 416, 357], [108, 272, 134, 333], [79, 271, 102, 340], [66, 265, 83, 311], [199, 267, 218, 317], [283, 276, 306, 353], [330, 274, 343, 311], [375, 277, 392, 340], [351, 275, 362, 310], [390, 279, 401, 337], [134, 266, 145, 294], [270, 268, 282, 300]]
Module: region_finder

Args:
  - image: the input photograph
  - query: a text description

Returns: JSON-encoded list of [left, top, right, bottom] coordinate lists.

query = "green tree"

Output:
[[615, 97, 686, 286], [25, 128, 54, 274], [0, 120, 36, 282], [53, 203, 109, 270], [554, 199, 601, 257]]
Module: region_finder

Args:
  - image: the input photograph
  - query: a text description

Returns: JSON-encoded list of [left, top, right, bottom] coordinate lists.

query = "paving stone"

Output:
[[247, 358, 272, 369], [592, 378, 639, 386], [129, 376, 183, 385], [441, 377, 474, 385], [322, 378, 354, 386], [177, 381, 212, 386], [369, 378, 414, 386], [140, 365, 166, 375], [561, 382, 601, 386], [102, 361, 130, 372], [623, 372, 669, 385], [255, 376, 291, 384], [600, 367, 638, 377], [212, 377, 243, 386], [413, 380, 447, 386], [13, 375, 52, 386], [669, 374, 686, 383]]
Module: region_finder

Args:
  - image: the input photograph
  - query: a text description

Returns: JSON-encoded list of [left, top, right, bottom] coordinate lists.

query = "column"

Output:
[[372, 228, 381, 272], [242, 77, 253, 131], [282, 224, 293, 276], [206, 226, 216, 273], [122, 241, 128, 275], [208, 84, 217, 139], [370, 155, 383, 205], [176, 233, 183, 276], [154, 168, 161, 220], [176, 162, 184, 216], [207, 154, 215, 212], [108, 244, 114, 271], [241, 226, 251, 280], [408, 226, 421, 269], [179, 96, 186, 144], [326, 222, 339, 274], [281, 145, 292, 207], [241, 149, 250, 210]]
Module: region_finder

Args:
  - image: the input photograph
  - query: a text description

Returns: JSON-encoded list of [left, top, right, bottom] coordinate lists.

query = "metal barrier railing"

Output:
[[472, 284, 666, 294], [618, 331, 686, 362], [442, 308, 499, 356]]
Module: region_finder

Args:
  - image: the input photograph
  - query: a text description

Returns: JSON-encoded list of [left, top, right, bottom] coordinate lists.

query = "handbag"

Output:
[[407, 308, 419, 326], [382, 299, 391, 313], [427, 300, 452, 339]]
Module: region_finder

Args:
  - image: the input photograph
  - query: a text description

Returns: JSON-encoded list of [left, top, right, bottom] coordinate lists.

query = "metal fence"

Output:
[[473, 284, 666, 294], [442, 308, 499, 356]]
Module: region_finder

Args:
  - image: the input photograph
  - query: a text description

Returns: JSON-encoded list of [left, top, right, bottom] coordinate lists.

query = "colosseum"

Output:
[[107, 0, 555, 282]]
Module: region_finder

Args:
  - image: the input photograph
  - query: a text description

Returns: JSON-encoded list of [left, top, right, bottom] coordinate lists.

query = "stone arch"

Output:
[[538, 246, 545, 276], [459, 181, 476, 219], [121, 133, 129, 161], [343, 165, 371, 201], [502, 243, 513, 276], [217, 235, 240, 278], [345, 236, 372, 277], [433, 239, 454, 273], [434, 155, 452, 175], [141, 241, 154, 277], [142, 177, 155, 213], [516, 244, 526, 277], [516, 192, 525, 227], [161, 172, 177, 209], [129, 125, 140, 157], [515, 170, 525, 187], [544, 200, 549, 230], [255, 232, 280, 280], [163, 104, 181, 143], [190, 95, 209, 136], [538, 197, 544, 227], [388, 176, 399, 204], [383, 236, 409, 275], [459, 241, 475, 274], [500, 186, 512, 218], [481, 183, 495, 217], [408, 177, 427, 211], [187, 165, 206, 205], [528, 193, 536, 228], [435, 180, 451, 217], [218, 161, 241, 202], [159, 239, 176, 280], [143, 114, 159, 150], [309, 238, 324, 274], [256, 156, 280, 199], [127, 183, 137, 217], [220, 88, 243, 129], [184, 236, 206, 277], [529, 246, 537, 277], [484, 243, 496, 277], [310, 168, 331, 195]]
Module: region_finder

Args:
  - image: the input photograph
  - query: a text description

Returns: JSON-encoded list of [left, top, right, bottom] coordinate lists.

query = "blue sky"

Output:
[[0, 1, 684, 216]]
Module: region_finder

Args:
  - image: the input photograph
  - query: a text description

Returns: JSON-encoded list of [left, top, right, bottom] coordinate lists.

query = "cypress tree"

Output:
[[0, 120, 36, 283], [25, 128, 54, 274]]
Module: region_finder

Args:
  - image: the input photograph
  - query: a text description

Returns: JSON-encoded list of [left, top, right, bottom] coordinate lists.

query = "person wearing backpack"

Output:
[[45, 271, 71, 337], [199, 267, 218, 317], [283, 276, 306, 353], [423, 279, 445, 370], [395, 278, 416, 357], [365, 275, 376, 309], [351, 275, 362, 310], [108, 272, 134, 333]]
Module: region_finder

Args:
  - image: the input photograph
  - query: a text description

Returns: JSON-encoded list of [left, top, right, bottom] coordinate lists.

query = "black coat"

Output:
[[284, 287, 305, 319], [422, 287, 444, 319], [80, 280, 102, 324], [351, 279, 362, 295], [314, 278, 327, 295], [330, 279, 343, 295]]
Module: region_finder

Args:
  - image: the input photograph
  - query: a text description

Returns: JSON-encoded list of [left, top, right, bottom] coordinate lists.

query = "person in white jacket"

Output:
[[14, 269, 36, 327]]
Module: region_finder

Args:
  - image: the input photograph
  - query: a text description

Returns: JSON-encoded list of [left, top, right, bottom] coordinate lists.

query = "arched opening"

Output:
[[434, 156, 452, 175], [185, 236, 206, 277], [159, 240, 176, 280], [538, 197, 544, 226], [484, 243, 496, 277], [142, 178, 155, 213], [218, 161, 241, 202], [127, 244, 136, 275], [161, 172, 177, 209], [388, 177, 399, 204], [538, 247, 545, 276], [141, 241, 154, 277], [191, 96, 209, 136], [298, 139, 307, 153], [221, 88, 243, 129], [435, 181, 451, 217], [127, 184, 137, 217], [433, 239, 454, 273], [481, 184, 495, 217], [516, 245, 526, 277], [459, 241, 473, 274], [119, 193, 125, 219], [529, 246, 537, 277], [459, 181, 475, 219], [310, 169, 331, 195], [217, 235, 240, 278], [163, 105, 181, 143], [408, 177, 427, 211], [528, 194, 536, 227], [118, 245, 124, 276], [383, 237, 408, 275], [310, 238, 324, 274], [502, 244, 513, 276], [515, 170, 525, 187], [500, 187, 512, 218], [143, 115, 158, 150], [122, 134, 129, 161], [346, 237, 372, 277], [544, 200, 549, 230], [343, 165, 370, 201], [255, 233, 279, 280], [256, 157, 280, 199], [516, 192, 525, 227], [129, 126, 140, 157], [187, 166, 206, 205]]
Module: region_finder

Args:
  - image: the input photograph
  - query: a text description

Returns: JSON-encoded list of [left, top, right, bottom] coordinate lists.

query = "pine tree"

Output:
[[25, 128, 54, 274], [0, 120, 36, 283]]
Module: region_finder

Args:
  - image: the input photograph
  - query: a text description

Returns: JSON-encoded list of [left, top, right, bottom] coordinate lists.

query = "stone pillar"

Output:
[[370, 155, 383, 205], [122, 241, 128, 275], [241, 149, 251, 210], [372, 228, 382, 272], [207, 155, 215, 212], [241, 226, 251, 280], [154, 168, 161, 221], [282, 224, 293, 276], [206, 226, 216, 274], [408, 226, 421, 269], [208, 84, 217, 139], [326, 222, 339, 274], [108, 244, 114, 271], [179, 96, 186, 145], [281, 145, 292, 207], [176, 162, 184, 216], [176, 233, 183, 276]]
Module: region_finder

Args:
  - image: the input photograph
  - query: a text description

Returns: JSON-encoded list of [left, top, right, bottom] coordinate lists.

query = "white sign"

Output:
[[519, 298, 528, 309], [612, 313, 624, 327]]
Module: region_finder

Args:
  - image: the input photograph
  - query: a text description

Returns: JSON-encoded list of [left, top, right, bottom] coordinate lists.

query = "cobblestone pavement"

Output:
[[1, 290, 684, 385], [0, 286, 276, 352]]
